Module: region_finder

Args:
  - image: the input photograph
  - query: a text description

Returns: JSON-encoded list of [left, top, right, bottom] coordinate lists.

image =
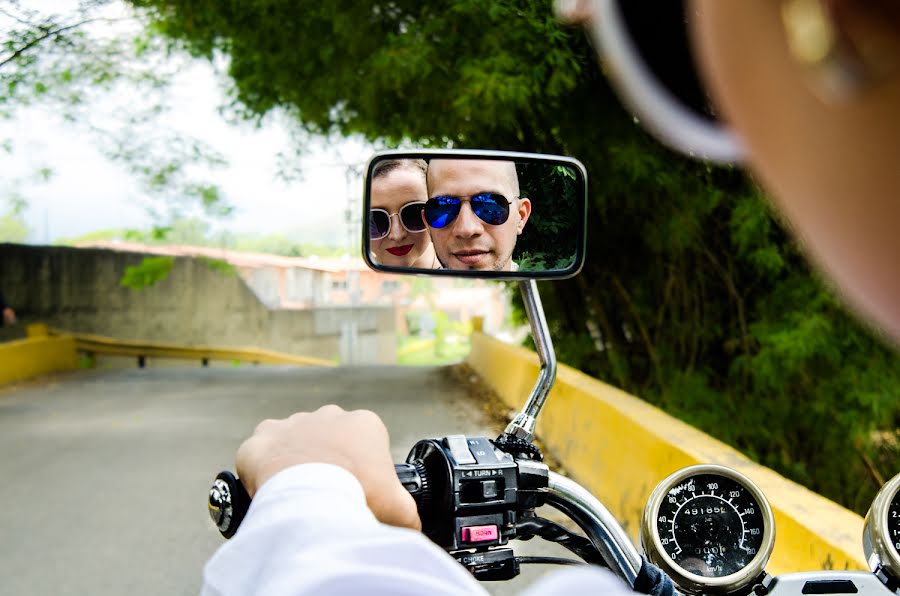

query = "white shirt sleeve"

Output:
[[200, 463, 637, 596]]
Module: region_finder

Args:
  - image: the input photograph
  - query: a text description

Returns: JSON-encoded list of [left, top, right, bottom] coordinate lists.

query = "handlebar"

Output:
[[545, 472, 642, 585], [207, 440, 900, 596], [208, 471, 251, 539], [207, 436, 645, 588], [209, 464, 428, 539], [394, 462, 429, 505]]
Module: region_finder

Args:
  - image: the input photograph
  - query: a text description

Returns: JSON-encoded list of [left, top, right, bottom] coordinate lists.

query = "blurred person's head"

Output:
[[370, 159, 436, 269], [424, 159, 531, 271], [690, 0, 900, 341], [561, 0, 900, 341]]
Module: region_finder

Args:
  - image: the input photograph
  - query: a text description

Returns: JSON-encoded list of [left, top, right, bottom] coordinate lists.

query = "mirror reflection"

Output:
[[370, 159, 435, 269], [368, 156, 583, 274]]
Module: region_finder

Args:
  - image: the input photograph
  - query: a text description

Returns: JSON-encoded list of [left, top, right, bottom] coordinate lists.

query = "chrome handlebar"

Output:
[[546, 471, 643, 586]]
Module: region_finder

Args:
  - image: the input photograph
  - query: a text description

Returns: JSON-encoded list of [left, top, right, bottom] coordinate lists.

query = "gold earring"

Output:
[[781, 0, 900, 102]]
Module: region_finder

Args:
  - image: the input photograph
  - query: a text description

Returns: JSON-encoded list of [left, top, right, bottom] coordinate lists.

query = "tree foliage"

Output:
[[515, 163, 580, 271], [59, 217, 351, 257], [0, 194, 29, 242], [0, 212, 28, 242], [131, 0, 900, 513], [0, 0, 232, 226], [118, 254, 173, 289]]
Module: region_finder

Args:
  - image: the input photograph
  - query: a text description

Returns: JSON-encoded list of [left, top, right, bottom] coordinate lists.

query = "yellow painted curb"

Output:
[[467, 332, 866, 574], [0, 335, 79, 386]]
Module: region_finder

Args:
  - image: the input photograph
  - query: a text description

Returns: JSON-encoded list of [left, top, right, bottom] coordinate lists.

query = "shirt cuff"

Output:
[[240, 463, 377, 534], [253, 463, 368, 506]]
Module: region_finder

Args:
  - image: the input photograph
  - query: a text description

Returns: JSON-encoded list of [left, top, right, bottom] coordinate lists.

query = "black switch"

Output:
[[467, 437, 499, 464], [481, 480, 499, 500]]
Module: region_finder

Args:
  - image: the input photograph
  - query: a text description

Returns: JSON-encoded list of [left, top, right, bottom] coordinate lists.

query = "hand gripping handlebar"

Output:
[[208, 464, 429, 539]]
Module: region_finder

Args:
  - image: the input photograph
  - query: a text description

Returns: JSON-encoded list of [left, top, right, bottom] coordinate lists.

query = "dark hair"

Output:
[[372, 158, 428, 179]]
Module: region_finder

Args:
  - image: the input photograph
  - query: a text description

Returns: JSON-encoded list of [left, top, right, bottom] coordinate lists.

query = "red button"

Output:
[[461, 524, 499, 543]]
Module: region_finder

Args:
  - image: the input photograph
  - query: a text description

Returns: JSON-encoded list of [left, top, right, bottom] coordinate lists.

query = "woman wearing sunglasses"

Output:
[[369, 159, 438, 269]]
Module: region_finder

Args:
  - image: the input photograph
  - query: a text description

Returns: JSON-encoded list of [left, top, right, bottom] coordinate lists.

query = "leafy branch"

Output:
[[0, 18, 106, 70]]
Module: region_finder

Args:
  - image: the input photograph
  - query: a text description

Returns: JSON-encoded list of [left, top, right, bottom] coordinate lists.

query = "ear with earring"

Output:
[[781, 0, 900, 102]]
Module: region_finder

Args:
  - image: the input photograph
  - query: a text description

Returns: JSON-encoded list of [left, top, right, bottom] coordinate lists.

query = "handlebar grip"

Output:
[[395, 461, 429, 508], [209, 462, 428, 539]]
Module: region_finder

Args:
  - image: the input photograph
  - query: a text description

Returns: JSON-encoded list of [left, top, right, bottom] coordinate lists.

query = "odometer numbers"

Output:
[[889, 489, 900, 555]]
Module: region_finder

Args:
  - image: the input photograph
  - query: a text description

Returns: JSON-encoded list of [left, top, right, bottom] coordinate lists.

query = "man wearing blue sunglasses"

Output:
[[424, 159, 532, 272]]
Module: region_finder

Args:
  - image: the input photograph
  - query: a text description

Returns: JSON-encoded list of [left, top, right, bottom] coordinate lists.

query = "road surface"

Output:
[[0, 365, 576, 595]]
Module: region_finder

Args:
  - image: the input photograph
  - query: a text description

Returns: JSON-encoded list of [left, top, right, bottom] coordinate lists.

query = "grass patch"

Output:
[[398, 336, 471, 366]]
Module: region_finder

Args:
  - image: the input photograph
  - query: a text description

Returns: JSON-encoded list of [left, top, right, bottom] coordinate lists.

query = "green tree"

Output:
[[131, 0, 899, 513], [0, 213, 28, 242], [0, 195, 29, 242], [119, 254, 174, 289], [0, 0, 233, 227], [515, 163, 580, 271]]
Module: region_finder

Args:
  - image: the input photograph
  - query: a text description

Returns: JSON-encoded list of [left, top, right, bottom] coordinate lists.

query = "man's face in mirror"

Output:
[[425, 160, 531, 271]]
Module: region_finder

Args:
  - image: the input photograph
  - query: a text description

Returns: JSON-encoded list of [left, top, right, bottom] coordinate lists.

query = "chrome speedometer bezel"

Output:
[[864, 472, 900, 582], [641, 464, 776, 594]]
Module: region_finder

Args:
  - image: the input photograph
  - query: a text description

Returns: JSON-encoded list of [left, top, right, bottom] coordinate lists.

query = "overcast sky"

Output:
[[0, 3, 376, 247]]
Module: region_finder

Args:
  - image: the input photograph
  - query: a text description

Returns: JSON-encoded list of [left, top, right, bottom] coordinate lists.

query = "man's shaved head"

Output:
[[425, 159, 531, 271], [427, 159, 519, 198]]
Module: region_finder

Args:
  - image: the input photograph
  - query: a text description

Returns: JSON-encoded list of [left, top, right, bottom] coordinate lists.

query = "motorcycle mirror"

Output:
[[362, 150, 587, 279]]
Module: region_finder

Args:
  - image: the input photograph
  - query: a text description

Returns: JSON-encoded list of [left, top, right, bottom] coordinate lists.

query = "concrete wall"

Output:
[[0, 243, 395, 363]]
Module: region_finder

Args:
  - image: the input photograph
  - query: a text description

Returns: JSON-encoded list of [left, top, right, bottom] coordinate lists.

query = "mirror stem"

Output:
[[504, 280, 558, 442]]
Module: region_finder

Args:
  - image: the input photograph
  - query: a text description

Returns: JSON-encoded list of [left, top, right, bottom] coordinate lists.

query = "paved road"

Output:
[[0, 366, 572, 595]]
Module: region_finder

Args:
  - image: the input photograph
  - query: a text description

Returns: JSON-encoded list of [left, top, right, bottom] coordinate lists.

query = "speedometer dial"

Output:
[[864, 472, 900, 585], [642, 465, 775, 594], [656, 473, 763, 577]]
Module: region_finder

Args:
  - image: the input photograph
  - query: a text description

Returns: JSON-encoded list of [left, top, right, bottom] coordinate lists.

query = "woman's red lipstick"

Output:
[[386, 244, 414, 256]]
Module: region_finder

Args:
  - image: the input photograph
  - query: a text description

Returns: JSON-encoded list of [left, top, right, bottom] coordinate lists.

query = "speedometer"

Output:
[[642, 465, 776, 594], [864, 472, 900, 587]]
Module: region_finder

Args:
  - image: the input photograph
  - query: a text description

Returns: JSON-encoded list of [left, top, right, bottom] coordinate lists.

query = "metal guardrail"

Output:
[[33, 325, 335, 368]]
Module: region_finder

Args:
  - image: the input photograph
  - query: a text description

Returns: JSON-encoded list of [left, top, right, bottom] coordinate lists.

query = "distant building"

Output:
[[76, 241, 510, 336]]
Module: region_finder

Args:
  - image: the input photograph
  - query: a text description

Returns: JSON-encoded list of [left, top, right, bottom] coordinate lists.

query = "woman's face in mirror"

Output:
[[370, 164, 436, 269]]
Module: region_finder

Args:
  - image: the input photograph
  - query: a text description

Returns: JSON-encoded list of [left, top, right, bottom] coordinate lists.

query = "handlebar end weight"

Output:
[[209, 471, 251, 539]]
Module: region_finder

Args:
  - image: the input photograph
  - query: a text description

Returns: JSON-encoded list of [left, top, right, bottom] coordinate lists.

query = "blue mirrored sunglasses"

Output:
[[424, 193, 513, 229]]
